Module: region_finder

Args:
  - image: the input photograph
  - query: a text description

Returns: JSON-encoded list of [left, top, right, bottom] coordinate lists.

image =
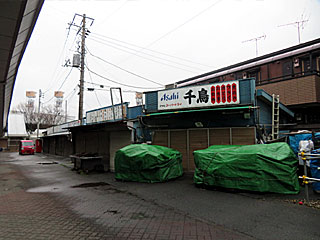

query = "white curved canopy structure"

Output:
[[0, 0, 44, 136]]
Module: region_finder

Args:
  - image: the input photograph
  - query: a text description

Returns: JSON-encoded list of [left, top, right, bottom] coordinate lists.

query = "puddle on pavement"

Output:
[[104, 210, 119, 215], [71, 182, 110, 188], [27, 186, 61, 193], [37, 162, 58, 165], [130, 212, 150, 220]]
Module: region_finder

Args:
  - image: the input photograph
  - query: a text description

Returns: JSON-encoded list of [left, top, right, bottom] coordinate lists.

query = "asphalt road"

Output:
[[1, 152, 319, 240]]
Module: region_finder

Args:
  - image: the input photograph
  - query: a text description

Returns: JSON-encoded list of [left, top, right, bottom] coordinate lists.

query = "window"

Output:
[[282, 60, 292, 76], [22, 141, 33, 146], [302, 59, 311, 72]]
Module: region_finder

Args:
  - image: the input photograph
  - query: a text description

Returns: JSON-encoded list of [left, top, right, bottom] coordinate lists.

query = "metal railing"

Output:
[[298, 151, 320, 204], [257, 70, 320, 86]]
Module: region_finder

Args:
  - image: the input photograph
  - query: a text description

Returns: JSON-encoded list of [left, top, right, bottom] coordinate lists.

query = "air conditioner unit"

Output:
[[294, 58, 300, 68]]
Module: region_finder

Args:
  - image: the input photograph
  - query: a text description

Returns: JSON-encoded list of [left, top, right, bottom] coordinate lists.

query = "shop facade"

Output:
[[43, 103, 144, 172], [143, 78, 294, 172]]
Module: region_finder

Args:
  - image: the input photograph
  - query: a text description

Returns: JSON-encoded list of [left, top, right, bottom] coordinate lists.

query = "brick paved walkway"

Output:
[[0, 155, 253, 240], [64, 183, 252, 240]]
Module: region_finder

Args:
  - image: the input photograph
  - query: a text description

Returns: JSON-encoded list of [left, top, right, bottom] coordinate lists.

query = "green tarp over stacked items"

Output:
[[115, 144, 183, 183], [194, 143, 300, 194]]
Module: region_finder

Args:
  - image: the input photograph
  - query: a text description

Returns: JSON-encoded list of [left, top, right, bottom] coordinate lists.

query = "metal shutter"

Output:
[[109, 131, 132, 172], [170, 130, 188, 171], [189, 129, 208, 171], [232, 127, 256, 145], [209, 128, 231, 145], [152, 130, 168, 147]]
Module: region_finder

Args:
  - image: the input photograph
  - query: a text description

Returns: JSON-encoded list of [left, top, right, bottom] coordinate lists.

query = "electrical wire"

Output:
[[94, 0, 129, 27], [84, 81, 140, 93], [57, 67, 74, 91], [65, 85, 78, 100], [121, 0, 222, 62], [87, 37, 197, 73], [43, 67, 74, 104], [85, 63, 161, 90], [43, 30, 71, 94], [86, 61, 102, 107], [86, 87, 137, 94], [88, 35, 204, 72], [90, 32, 213, 68], [84, 81, 111, 89], [86, 46, 163, 86]]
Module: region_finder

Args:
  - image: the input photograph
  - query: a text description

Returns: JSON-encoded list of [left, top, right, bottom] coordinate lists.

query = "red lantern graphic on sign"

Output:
[[232, 83, 237, 102], [227, 84, 231, 103], [221, 84, 226, 103], [211, 86, 215, 104], [216, 85, 221, 104]]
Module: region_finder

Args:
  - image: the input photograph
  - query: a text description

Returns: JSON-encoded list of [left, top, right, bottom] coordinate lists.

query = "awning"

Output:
[[145, 106, 252, 117], [256, 89, 294, 117]]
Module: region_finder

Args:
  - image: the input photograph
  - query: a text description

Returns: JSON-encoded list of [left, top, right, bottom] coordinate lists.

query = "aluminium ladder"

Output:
[[271, 94, 280, 140]]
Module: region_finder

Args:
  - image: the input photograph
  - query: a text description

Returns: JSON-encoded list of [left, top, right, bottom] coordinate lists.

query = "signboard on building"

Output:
[[158, 81, 240, 110], [45, 120, 80, 136], [86, 103, 128, 124]]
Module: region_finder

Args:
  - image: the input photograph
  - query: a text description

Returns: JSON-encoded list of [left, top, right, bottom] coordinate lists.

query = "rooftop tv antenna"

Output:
[[278, 15, 308, 44], [242, 34, 266, 57]]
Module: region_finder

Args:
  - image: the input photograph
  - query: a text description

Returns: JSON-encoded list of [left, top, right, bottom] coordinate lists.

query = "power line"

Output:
[[88, 35, 204, 72], [43, 68, 73, 105], [86, 60, 102, 107], [86, 46, 163, 86], [43, 28, 72, 94], [87, 87, 137, 94], [65, 85, 78, 100], [85, 64, 161, 90], [90, 32, 213, 69], [87, 37, 197, 73], [84, 81, 110, 89], [95, 0, 129, 27], [121, 0, 222, 62], [57, 67, 73, 91], [84, 81, 138, 93]]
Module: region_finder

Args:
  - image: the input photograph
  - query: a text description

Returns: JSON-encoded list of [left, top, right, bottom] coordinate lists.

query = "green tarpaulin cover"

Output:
[[194, 143, 300, 194], [115, 144, 183, 183]]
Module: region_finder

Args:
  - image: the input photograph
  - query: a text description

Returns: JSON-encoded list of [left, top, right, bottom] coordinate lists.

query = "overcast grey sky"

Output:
[[12, 0, 320, 119]]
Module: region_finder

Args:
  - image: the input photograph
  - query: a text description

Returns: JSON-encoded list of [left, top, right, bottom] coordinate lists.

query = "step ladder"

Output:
[[271, 94, 280, 140]]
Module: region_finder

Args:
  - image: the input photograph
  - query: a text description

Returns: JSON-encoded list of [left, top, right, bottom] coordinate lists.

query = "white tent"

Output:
[[6, 113, 28, 138]]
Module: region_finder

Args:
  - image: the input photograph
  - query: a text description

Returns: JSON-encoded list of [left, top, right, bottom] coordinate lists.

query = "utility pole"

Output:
[[65, 100, 68, 122], [37, 89, 42, 139], [78, 14, 86, 121], [242, 34, 266, 57], [67, 13, 94, 122]]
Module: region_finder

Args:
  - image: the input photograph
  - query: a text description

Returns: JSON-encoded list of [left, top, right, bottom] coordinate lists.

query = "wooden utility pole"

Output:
[[78, 14, 86, 121], [65, 100, 68, 122], [67, 13, 94, 121], [37, 89, 42, 139]]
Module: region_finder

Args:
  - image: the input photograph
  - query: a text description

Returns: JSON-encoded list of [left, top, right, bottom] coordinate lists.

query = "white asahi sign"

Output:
[[158, 81, 240, 110]]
